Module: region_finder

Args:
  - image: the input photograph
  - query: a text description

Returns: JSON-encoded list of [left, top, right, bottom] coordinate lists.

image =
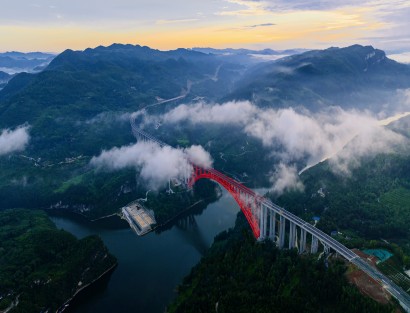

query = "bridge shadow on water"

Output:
[[174, 214, 209, 256], [155, 202, 211, 256]]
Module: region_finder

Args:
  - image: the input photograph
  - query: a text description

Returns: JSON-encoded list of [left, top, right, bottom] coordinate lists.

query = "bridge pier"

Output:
[[299, 229, 307, 254], [289, 222, 297, 249], [311, 236, 319, 254], [323, 244, 330, 255], [259, 204, 268, 239], [269, 211, 276, 241], [279, 215, 286, 249]]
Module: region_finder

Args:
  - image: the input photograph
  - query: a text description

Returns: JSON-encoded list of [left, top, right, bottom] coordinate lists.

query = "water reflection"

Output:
[[49, 189, 240, 313]]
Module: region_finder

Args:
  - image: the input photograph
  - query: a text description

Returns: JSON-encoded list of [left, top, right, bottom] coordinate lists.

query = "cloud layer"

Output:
[[270, 163, 304, 194], [90, 141, 212, 189], [0, 125, 30, 156], [146, 100, 406, 192]]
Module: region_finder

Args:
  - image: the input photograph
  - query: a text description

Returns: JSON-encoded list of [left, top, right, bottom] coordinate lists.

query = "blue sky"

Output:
[[1, 0, 410, 55]]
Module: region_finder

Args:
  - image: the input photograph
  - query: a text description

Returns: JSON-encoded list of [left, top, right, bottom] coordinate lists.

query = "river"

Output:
[[49, 189, 241, 313]]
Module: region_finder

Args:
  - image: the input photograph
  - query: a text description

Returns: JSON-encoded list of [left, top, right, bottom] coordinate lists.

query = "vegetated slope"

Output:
[[0, 71, 10, 81], [0, 208, 117, 312], [227, 45, 410, 111], [0, 52, 54, 73], [169, 213, 396, 313], [275, 117, 410, 259], [0, 44, 241, 125], [0, 71, 12, 89], [0, 44, 409, 222], [0, 44, 242, 161], [0, 44, 244, 218]]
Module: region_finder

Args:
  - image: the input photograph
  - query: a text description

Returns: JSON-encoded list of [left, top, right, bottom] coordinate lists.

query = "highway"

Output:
[[195, 167, 410, 311], [351, 257, 410, 311], [130, 119, 410, 312], [262, 199, 410, 311]]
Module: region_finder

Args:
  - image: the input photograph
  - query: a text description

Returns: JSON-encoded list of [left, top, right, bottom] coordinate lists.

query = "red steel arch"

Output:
[[188, 165, 261, 238]]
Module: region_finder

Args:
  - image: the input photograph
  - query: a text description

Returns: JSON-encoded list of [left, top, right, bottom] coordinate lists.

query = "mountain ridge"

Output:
[[226, 44, 410, 111]]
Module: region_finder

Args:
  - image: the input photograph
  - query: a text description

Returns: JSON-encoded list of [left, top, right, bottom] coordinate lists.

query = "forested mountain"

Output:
[[0, 71, 10, 81], [169, 213, 397, 313], [0, 44, 409, 222], [1, 43, 410, 312], [0, 71, 11, 90], [0, 51, 54, 74], [0, 44, 246, 219], [0, 44, 242, 123], [275, 116, 410, 247], [227, 45, 410, 111], [0, 209, 116, 312]]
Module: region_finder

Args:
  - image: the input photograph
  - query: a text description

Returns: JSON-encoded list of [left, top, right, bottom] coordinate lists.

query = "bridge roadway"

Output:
[[130, 119, 410, 311], [205, 167, 410, 311]]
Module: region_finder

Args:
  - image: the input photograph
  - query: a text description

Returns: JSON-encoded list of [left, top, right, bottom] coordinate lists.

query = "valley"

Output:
[[1, 43, 410, 312]]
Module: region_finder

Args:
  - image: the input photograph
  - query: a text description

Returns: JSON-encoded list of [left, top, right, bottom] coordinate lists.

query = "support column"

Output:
[[263, 205, 268, 238], [279, 215, 286, 249], [299, 229, 307, 254], [269, 211, 276, 241], [311, 236, 319, 254], [259, 204, 267, 240], [289, 222, 297, 249]]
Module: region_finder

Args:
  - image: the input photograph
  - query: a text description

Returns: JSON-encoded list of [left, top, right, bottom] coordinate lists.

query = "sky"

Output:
[[1, 0, 410, 53]]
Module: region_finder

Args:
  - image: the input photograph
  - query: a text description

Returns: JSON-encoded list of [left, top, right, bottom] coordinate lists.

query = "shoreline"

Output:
[[152, 199, 205, 233], [57, 262, 118, 313], [90, 212, 121, 222]]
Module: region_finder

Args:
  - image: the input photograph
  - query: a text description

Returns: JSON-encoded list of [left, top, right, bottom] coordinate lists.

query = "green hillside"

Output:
[[227, 45, 410, 111], [0, 209, 116, 312], [169, 213, 397, 313]]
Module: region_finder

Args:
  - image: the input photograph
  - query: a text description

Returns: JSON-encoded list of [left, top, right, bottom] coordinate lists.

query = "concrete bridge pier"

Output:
[[311, 236, 319, 254], [299, 229, 307, 254], [323, 244, 330, 255], [279, 215, 286, 248], [269, 211, 276, 241], [259, 204, 268, 239], [289, 222, 297, 249]]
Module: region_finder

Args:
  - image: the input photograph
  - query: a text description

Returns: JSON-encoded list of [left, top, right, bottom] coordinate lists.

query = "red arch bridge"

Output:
[[131, 118, 410, 311]]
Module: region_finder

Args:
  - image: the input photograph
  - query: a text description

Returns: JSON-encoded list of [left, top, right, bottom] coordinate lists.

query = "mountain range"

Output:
[[0, 51, 55, 74], [0, 43, 409, 217], [227, 45, 410, 111]]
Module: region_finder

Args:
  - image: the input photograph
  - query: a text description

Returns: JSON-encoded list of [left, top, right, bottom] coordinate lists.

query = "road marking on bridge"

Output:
[[130, 114, 410, 312]]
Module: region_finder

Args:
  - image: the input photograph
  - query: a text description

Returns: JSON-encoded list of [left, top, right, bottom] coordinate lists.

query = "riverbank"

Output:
[[154, 200, 204, 230], [0, 295, 19, 313], [0, 209, 117, 313], [49, 188, 240, 312], [91, 213, 121, 222], [57, 262, 118, 313]]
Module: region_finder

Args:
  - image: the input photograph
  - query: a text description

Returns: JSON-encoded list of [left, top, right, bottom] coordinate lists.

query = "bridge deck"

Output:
[[130, 116, 410, 311]]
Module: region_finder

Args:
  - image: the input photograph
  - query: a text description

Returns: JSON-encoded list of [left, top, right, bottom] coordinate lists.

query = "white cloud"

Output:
[[156, 18, 199, 25], [0, 125, 30, 156], [185, 145, 213, 168], [162, 101, 258, 125], [329, 125, 403, 174], [270, 163, 304, 194], [150, 100, 407, 192], [388, 52, 410, 64], [90, 141, 213, 189], [83, 111, 133, 125], [217, 0, 269, 16]]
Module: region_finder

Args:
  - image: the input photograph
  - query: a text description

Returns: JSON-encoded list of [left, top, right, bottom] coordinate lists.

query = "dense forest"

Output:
[[0, 209, 117, 312], [169, 213, 398, 313], [275, 152, 410, 258]]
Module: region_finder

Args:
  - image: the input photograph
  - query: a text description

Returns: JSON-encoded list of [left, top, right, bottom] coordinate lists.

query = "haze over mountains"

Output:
[[0, 43, 409, 215], [0, 51, 55, 74], [0, 52, 55, 91], [228, 45, 410, 112]]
